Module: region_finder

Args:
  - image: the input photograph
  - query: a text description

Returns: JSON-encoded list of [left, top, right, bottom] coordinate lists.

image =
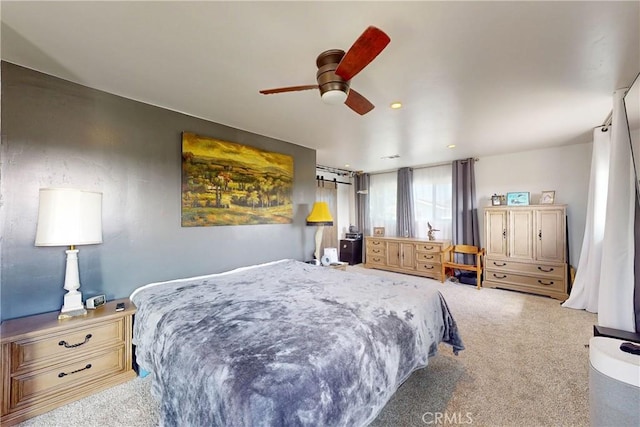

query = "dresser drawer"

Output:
[[9, 345, 127, 412], [416, 252, 440, 263], [416, 262, 442, 279], [485, 270, 566, 293], [11, 318, 127, 373], [367, 255, 386, 266], [366, 245, 386, 257], [486, 258, 565, 279], [366, 239, 385, 250], [415, 242, 443, 253]]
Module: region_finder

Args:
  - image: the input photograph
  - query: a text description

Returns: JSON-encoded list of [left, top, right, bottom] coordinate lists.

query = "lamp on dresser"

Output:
[[306, 201, 334, 264], [35, 188, 103, 318]]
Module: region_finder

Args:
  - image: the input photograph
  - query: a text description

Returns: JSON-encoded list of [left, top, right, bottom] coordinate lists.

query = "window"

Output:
[[367, 165, 452, 239], [368, 172, 397, 235], [413, 165, 452, 240]]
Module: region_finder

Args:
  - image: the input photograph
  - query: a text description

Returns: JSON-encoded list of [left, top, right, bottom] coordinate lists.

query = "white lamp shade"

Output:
[[35, 188, 103, 246]]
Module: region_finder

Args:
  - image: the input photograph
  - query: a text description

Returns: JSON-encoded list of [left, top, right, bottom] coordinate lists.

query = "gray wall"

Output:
[[0, 62, 317, 321]]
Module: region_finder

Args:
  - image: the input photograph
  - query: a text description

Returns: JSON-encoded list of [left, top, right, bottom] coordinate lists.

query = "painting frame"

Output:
[[373, 227, 385, 237], [181, 132, 294, 227], [506, 192, 530, 206], [539, 190, 555, 204]]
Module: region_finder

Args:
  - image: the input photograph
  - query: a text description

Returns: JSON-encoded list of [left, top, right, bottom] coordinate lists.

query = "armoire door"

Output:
[[485, 209, 508, 258], [508, 209, 534, 260], [535, 208, 566, 263]]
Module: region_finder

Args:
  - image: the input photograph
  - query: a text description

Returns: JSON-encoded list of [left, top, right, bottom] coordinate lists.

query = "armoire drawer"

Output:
[[485, 270, 566, 293], [486, 258, 565, 279]]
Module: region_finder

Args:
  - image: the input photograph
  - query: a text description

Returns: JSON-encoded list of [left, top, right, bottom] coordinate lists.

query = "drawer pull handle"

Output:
[[425, 246, 434, 250], [493, 274, 507, 279], [59, 334, 92, 348], [538, 280, 554, 286], [373, 242, 380, 245], [58, 363, 92, 378], [493, 262, 507, 267], [538, 267, 554, 273], [373, 249, 381, 253], [423, 265, 434, 269]]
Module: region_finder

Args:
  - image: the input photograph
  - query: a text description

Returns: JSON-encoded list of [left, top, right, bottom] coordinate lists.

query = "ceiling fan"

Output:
[[259, 26, 391, 115]]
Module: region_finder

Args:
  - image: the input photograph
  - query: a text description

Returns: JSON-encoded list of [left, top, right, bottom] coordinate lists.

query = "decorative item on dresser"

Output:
[[365, 236, 451, 281], [483, 204, 569, 300], [0, 298, 137, 426]]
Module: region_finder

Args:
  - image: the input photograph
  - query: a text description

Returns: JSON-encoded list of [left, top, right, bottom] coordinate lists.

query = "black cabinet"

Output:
[[340, 239, 362, 265]]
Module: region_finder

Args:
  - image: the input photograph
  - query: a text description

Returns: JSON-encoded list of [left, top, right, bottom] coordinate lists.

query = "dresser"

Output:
[[483, 205, 568, 300], [1, 298, 137, 425], [365, 236, 451, 281]]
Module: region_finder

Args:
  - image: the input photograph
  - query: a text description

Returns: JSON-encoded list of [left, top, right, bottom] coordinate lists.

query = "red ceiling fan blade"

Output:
[[259, 85, 319, 95], [345, 89, 374, 115], [335, 26, 390, 81]]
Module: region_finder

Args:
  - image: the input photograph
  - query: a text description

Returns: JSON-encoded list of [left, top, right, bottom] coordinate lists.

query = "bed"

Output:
[[130, 259, 464, 426]]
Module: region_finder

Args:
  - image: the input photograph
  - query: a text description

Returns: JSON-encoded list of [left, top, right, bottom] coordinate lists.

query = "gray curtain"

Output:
[[396, 167, 415, 237], [452, 158, 480, 263], [355, 173, 370, 260]]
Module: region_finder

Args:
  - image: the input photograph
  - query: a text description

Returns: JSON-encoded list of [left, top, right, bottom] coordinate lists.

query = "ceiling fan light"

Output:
[[321, 90, 347, 105]]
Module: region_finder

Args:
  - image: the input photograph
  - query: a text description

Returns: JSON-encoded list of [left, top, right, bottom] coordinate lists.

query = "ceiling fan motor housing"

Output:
[[316, 49, 350, 97]]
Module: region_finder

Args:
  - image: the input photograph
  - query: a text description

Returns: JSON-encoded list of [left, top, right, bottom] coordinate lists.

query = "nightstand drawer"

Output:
[[9, 346, 127, 412], [12, 318, 126, 373]]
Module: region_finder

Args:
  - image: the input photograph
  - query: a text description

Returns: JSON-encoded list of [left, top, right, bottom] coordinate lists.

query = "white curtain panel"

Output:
[[598, 89, 637, 332], [369, 171, 398, 236], [562, 127, 610, 312], [413, 165, 453, 240]]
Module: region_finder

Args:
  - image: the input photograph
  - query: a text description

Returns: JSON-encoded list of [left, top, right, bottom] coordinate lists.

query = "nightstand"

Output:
[[339, 239, 362, 265], [1, 298, 136, 425]]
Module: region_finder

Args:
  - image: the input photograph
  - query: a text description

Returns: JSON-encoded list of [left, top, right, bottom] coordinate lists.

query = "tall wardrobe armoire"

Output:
[[483, 204, 569, 300]]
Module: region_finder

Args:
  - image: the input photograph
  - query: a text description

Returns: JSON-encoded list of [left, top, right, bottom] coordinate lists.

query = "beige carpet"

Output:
[[19, 266, 596, 427]]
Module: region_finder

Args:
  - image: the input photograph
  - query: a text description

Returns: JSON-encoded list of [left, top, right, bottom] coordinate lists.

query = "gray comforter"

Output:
[[131, 259, 464, 426]]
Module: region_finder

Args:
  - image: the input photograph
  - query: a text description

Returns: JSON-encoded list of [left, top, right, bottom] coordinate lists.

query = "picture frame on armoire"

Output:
[[539, 190, 555, 204], [506, 192, 530, 206]]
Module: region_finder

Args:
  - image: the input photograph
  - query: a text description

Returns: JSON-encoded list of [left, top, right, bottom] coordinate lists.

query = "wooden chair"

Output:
[[440, 244, 485, 289]]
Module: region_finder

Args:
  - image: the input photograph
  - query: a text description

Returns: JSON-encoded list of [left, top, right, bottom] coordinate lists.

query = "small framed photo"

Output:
[[491, 194, 502, 206], [540, 190, 555, 204], [506, 192, 530, 206], [373, 227, 385, 237]]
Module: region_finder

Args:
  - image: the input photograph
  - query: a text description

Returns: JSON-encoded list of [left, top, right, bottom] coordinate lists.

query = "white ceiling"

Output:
[[2, 1, 638, 173]]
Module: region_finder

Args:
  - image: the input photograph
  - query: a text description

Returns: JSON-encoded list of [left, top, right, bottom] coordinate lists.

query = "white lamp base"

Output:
[[60, 249, 86, 316], [314, 225, 325, 261]]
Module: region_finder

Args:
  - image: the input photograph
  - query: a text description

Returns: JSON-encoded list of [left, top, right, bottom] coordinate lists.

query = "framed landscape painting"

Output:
[[181, 132, 294, 226]]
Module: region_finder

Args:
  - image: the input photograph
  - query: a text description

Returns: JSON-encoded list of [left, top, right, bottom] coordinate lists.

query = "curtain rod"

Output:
[[367, 158, 479, 176], [316, 175, 352, 186], [316, 164, 357, 177]]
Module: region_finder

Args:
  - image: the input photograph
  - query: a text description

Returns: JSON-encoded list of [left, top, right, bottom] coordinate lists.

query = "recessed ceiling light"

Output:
[[344, 164, 350, 168], [448, 144, 456, 149], [390, 102, 402, 109]]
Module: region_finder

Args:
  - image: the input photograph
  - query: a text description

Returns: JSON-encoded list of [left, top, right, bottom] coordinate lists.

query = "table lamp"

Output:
[[35, 188, 103, 317], [306, 201, 334, 263]]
